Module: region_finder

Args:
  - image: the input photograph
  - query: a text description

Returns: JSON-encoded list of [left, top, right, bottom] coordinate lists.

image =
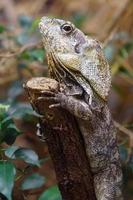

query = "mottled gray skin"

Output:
[[39, 17, 123, 200]]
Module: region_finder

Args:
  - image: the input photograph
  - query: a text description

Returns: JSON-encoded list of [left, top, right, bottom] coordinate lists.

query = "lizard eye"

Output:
[[61, 23, 73, 34]]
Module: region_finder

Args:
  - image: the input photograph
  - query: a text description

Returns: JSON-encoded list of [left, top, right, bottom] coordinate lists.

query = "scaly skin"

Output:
[[39, 17, 123, 200]]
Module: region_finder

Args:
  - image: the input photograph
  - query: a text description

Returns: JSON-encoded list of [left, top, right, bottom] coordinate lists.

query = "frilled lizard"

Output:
[[39, 17, 123, 200]]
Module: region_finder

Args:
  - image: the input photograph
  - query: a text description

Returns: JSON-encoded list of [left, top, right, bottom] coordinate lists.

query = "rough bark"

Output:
[[25, 77, 96, 200]]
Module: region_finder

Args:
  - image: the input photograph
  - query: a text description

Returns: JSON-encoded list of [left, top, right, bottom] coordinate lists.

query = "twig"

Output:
[[0, 42, 42, 58], [103, 0, 132, 47], [114, 121, 133, 147], [1, 0, 17, 24]]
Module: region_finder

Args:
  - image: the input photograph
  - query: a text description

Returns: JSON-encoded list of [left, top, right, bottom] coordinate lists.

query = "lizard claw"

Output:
[[49, 103, 61, 108], [37, 96, 59, 101], [37, 92, 62, 109], [40, 90, 55, 96]]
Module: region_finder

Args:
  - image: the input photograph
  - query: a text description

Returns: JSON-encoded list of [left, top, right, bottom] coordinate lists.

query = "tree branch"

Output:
[[25, 77, 96, 200], [0, 42, 42, 58]]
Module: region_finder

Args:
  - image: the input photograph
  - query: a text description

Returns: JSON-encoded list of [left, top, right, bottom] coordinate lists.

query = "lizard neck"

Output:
[[47, 52, 79, 86]]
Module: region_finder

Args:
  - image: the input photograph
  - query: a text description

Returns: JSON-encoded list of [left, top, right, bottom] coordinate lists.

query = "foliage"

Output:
[[0, 104, 20, 145], [0, 104, 61, 199], [38, 186, 62, 200]]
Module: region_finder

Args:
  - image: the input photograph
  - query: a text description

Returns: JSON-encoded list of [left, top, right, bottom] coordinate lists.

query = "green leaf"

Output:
[[5, 146, 20, 159], [0, 104, 20, 145], [21, 173, 46, 190], [0, 161, 16, 200], [29, 49, 44, 62], [71, 13, 86, 28], [5, 146, 40, 166], [1, 116, 13, 130], [20, 49, 45, 63], [39, 185, 62, 200], [119, 41, 133, 58], [2, 124, 21, 145], [0, 104, 9, 121], [18, 15, 33, 28], [20, 49, 44, 63], [0, 104, 10, 114], [0, 113, 21, 145], [13, 148, 40, 166], [0, 193, 7, 200], [0, 25, 5, 33], [119, 66, 133, 78], [30, 18, 40, 32]]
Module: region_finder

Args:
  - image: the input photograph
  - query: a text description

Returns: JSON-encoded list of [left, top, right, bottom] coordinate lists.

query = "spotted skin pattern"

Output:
[[39, 17, 123, 200]]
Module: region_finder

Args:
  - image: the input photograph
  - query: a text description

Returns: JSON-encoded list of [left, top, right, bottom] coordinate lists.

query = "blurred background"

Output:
[[0, 0, 133, 200]]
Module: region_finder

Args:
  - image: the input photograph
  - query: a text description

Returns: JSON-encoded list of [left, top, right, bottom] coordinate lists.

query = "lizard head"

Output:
[[39, 16, 87, 54], [39, 17, 111, 101]]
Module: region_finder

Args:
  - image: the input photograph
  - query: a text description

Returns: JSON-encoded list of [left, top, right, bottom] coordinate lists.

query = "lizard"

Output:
[[39, 16, 123, 200]]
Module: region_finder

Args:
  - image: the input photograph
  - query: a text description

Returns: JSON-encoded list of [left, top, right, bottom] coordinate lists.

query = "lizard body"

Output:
[[39, 17, 123, 200]]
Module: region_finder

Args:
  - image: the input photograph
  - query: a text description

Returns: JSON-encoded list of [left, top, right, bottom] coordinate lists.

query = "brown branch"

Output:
[[103, 0, 132, 47], [25, 77, 96, 200], [0, 42, 42, 58], [114, 121, 133, 148]]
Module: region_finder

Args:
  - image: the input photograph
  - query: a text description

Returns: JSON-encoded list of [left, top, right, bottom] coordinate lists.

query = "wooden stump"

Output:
[[25, 77, 96, 200]]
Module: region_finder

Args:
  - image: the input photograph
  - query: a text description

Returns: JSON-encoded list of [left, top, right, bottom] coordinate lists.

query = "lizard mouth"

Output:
[[39, 21, 48, 35], [39, 22, 44, 34], [39, 17, 52, 35]]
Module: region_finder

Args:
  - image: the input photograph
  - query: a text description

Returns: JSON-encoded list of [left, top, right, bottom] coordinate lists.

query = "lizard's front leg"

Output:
[[37, 90, 92, 120]]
